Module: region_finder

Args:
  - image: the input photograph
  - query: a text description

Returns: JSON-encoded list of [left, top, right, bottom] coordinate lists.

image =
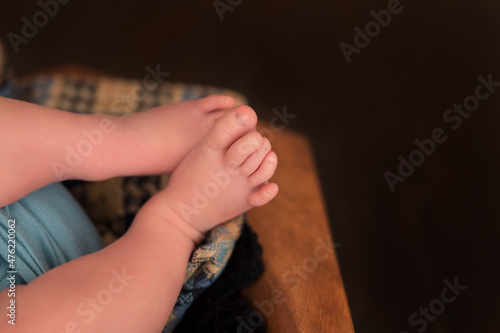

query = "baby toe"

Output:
[[201, 105, 257, 152], [248, 182, 279, 207], [248, 151, 278, 186], [239, 137, 272, 177], [224, 131, 263, 168], [196, 95, 235, 112]]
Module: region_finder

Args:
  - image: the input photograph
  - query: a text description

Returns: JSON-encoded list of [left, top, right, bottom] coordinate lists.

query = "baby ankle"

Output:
[[147, 196, 206, 245]]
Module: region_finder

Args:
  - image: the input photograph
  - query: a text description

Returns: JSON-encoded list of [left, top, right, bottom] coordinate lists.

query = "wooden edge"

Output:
[[240, 123, 355, 332]]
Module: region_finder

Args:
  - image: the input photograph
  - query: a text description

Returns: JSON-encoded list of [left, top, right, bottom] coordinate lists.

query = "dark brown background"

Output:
[[1, 1, 499, 332]]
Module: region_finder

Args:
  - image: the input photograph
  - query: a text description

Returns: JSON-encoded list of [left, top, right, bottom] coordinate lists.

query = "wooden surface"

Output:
[[242, 124, 354, 333]]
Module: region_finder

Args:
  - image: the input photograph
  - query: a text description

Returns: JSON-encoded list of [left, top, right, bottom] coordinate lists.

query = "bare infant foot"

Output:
[[122, 95, 235, 174], [150, 105, 279, 243]]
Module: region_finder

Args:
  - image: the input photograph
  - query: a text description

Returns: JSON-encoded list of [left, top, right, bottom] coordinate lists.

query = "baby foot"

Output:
[[122, 95, 235, 174], [149, 105, 279, 243]]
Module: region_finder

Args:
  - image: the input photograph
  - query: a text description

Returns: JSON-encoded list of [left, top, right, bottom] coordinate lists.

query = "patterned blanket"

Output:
[[0, 43, 247, 332]]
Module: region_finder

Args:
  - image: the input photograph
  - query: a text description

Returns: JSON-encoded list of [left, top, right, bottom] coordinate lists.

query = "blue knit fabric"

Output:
[[0, 183, 104, 290]]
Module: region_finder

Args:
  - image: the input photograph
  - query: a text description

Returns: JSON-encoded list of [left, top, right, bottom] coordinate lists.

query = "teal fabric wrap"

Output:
[[0, 183, 103, 290]]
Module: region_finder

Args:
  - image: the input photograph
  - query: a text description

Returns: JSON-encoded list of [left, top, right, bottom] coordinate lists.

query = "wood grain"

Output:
[[241, 123, 354, 333]]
